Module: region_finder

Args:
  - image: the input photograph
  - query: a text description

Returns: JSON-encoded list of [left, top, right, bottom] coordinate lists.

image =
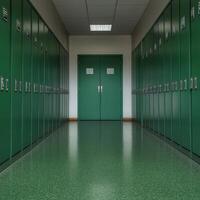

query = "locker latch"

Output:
[[16, 19, 22, 32], [2, 7, 8, 22], [198, 1, 200, 15], [184, 79, 188, 90], [191, 6, 195, 20], [180, 16, 186, 31], [5, 79, 9, 91], [0, 77, 4, 91], [14, 79, 18, 92], [194, 77, 198, 89], [25, 82, 28, 93]]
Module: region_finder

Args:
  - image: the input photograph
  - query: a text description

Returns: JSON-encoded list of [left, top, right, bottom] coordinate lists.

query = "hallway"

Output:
[[1, 122, 200, 200]]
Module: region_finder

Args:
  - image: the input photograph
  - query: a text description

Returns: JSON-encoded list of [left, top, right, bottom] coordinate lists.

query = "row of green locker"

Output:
[[133, 0, 200, 157], [0, 0, 69, 165]]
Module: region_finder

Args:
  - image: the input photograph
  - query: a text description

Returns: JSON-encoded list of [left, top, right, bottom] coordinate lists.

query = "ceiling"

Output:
[[52, 0, 149, 35]]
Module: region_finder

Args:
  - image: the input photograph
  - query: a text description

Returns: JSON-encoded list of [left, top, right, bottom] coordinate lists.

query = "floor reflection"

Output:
[[0, 121, 200, 199]]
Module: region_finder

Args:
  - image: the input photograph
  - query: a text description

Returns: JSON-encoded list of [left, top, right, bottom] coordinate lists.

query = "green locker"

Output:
[[149, 29, 154, 130], [171, 0, 181, 143], [153, 22, 159, 133], [22, 0, 32, 148], [31, 10, 39, 142], [11, 0, 23, 156], [180, 0, 191, 150], [38, 18, 45, 138], [191, 0, 200, 156], [0, 0, 11, 164], [44, 26, 50, 135], [164, 4, 172, 139], [158, 15, 165, 135]]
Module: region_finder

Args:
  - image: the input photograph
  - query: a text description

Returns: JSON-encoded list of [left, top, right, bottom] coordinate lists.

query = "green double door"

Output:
[[78, 55, 122, 120]]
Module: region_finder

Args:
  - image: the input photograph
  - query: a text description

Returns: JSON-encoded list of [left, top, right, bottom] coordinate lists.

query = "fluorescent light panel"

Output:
[[90, 24, 112, 32]]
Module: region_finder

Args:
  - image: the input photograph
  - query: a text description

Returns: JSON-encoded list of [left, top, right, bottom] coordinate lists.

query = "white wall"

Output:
[[69, 35, 132, 119], [132, 0, 170, 49], [30, 0, 69, 50]]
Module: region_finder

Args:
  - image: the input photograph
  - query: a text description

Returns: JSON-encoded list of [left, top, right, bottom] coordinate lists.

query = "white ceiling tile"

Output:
[[52, 0, 149, 35]]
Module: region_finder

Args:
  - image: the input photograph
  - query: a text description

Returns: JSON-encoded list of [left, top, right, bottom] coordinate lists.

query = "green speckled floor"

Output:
[[1, 121, 200, 200]]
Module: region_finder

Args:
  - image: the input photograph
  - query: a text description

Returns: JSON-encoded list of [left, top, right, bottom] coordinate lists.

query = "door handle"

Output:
[[190, 78, 194, 90], [98, 86, 100, 93], [194, 77, 198, 89], [101, 86, 103, 93]]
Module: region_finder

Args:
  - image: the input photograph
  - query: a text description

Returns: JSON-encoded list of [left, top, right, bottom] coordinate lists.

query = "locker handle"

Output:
[[2, 7, 8, 22], [14, 79, 18, 92], [0, 77, 4, 91], [184, 79, 188, 90], [5, 79, 9, 92], [25, 82, 28, 93], [19, 81, 22, 92]]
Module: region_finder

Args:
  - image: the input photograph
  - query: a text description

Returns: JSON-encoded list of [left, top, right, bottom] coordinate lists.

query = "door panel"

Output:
[[100, 55, 122, 120], [78, 55, 101, 120], [78, 55, 122, 120]]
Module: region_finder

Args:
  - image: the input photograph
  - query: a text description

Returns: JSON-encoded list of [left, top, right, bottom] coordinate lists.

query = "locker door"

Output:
[[31, 10, 39, 142], [164, 4, 172, 139], [0, 0, 11, 164], [171, 0, 181, 144], [11, 0, 23, 156], [38, 19, 45, 138], [153, 23, 159, 133], [180, 0, 191, 150], [158, 15, 165, 135], [149, 30, 154, 130], [22, 0, 32, 148], [44, 26, 49, 135], [191, 0, 200, 156]]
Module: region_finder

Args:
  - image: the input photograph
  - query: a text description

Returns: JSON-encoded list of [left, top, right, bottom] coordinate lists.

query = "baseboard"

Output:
[[69, 118, 78, 122], [123, 118, 136, 122]]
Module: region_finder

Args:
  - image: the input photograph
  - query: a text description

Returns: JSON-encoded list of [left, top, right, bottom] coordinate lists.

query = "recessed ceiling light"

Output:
[[90, 24, 112, 32]]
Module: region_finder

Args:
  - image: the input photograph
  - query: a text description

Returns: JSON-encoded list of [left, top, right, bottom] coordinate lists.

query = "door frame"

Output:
[[78, 54, 123, 121]]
